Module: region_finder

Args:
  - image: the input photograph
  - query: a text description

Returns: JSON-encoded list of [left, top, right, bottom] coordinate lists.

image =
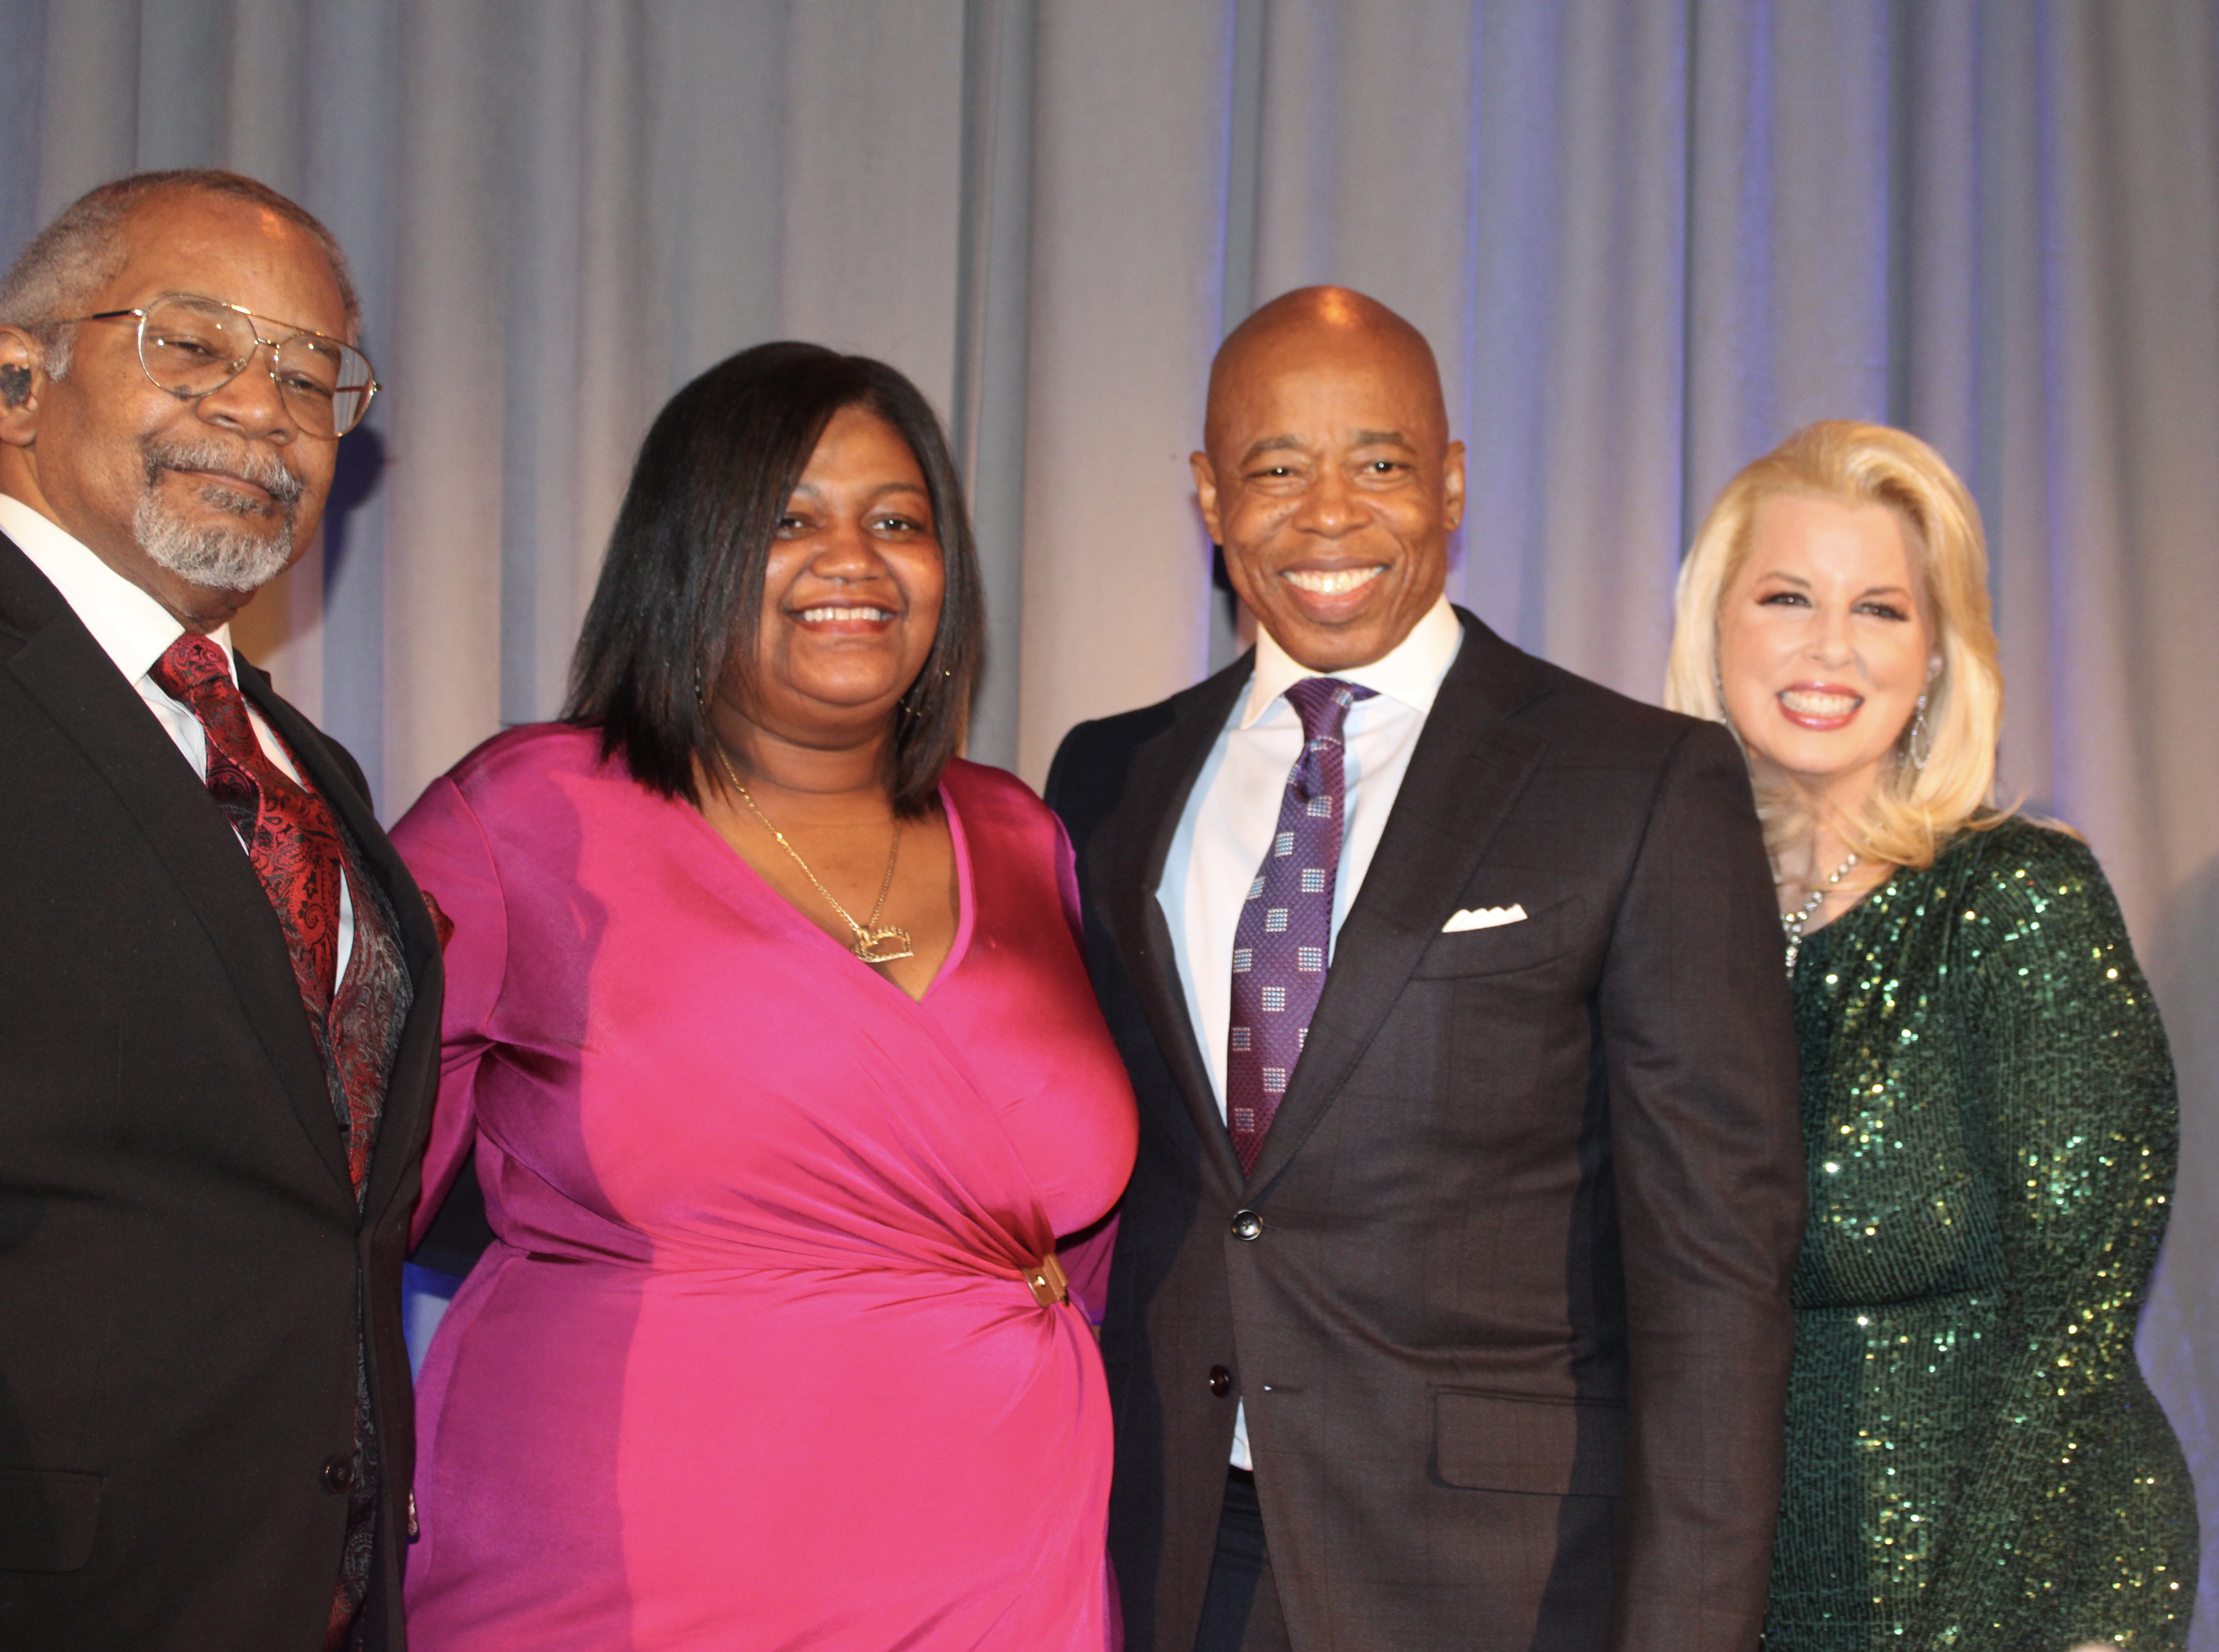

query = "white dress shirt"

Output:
[[1156, 593, 1463, 1468], [0, 493, 354, 973]]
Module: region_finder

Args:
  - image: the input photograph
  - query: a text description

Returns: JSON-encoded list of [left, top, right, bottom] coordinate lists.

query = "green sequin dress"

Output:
[[1767, 818, 2197, 1650]]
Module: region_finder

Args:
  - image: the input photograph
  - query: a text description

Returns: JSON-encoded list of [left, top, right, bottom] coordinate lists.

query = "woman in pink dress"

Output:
[[392, 343, 1138, 1649]]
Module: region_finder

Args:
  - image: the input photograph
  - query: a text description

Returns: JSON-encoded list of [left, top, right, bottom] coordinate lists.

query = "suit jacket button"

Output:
[[1208, 1365, 1233, 1397], [322, 1455, 354, 1494], [1231, 1209, 1263, 1241]]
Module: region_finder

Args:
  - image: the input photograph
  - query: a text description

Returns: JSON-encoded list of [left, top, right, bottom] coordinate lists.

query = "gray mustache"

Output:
[[142, 437, 306, 508]]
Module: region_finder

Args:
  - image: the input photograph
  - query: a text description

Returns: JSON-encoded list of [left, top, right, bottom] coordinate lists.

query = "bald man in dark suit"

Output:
[[1048, 287, 1804, 1652]]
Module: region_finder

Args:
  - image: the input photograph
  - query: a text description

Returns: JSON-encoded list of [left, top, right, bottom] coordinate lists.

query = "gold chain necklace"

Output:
[[714, 747, 915, 964]]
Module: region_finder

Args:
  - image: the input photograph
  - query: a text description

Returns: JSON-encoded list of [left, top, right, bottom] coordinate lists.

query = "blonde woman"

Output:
[[1666, 421, 2195, 1650]]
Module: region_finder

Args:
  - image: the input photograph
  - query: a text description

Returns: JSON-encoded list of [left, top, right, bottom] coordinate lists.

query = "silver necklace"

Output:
[[1781, 850, 1860, 977]]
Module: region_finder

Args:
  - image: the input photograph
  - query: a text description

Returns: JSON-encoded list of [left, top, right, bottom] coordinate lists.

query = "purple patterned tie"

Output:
[[1226, 676, 1376, 1175]]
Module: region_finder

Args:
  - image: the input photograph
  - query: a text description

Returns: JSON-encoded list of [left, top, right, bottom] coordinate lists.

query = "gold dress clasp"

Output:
[[1024, 1251, 1069, 1309]]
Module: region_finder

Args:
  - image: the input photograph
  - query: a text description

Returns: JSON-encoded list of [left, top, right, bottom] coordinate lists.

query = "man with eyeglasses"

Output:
[[0, 170, 440, 1652]]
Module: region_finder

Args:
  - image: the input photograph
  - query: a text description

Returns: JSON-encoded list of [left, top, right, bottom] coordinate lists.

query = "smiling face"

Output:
[[1717, 491, 1937, 812], [718, 403, 946, 752], [1195, 298, 1465, 672], [0, 188, 347, 630]]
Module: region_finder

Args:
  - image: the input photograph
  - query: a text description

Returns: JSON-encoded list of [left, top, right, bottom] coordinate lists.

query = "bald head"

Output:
[[1206, 286, 1447, 460], [1193, 286, 1464, 672]]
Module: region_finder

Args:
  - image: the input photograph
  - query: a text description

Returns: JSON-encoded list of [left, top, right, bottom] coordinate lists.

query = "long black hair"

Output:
[[565, 342, 983, 817]]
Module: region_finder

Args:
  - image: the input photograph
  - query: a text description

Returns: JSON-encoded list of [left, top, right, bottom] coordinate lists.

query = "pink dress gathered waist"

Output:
[[393, 725, 1138, 1650]]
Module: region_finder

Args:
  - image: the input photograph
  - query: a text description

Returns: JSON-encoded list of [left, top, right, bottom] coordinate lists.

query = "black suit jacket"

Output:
[[0, 532, 442, 1650], [1047, 610, 1804, 1652]]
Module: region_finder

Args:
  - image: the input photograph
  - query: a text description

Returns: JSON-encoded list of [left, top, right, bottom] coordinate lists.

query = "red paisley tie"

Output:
[[150, 634, 361, 1184]]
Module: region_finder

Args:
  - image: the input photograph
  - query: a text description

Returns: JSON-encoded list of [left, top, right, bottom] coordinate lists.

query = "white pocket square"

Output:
[[1442, 904, 1528, 933]]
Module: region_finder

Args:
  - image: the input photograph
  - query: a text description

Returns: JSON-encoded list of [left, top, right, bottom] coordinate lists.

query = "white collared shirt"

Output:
[[1156, 593, 1462, 1469], [0, 493, 354, 973]]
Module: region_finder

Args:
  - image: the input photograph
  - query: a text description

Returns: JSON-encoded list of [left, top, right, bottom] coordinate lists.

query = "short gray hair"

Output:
[[0, 169, 362, 379]]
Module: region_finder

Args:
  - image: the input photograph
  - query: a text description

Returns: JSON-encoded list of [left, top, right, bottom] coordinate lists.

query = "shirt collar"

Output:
[[1241, 593, 1462, 729], [0, 492, 235, 686]]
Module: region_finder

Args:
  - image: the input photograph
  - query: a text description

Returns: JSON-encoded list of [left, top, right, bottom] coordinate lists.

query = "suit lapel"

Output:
[[240, 662, 444, 1223], [1245, 611, 1553, 1194], [0, 537, 354, 1199], [1092, 657, 1253, 1196]]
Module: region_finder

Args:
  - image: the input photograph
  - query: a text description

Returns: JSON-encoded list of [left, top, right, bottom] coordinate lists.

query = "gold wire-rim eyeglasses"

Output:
[[66, 292, 380, 439]]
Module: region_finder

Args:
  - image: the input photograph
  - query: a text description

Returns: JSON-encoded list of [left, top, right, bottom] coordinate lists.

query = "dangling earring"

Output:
[[1904, 691, 1932, 771], [900, 665, 953, 721], [694, 667, 706, 708]]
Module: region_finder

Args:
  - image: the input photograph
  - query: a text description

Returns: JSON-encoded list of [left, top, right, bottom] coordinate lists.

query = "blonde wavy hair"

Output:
[[1663, 420, 2008, 869]]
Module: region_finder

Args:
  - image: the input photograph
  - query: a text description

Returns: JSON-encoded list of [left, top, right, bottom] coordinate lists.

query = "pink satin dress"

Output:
[[392, 725, 1137, 1650]]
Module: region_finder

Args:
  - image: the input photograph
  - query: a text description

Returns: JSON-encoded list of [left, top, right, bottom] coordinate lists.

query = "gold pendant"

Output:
[[855, 926, 915, 964]]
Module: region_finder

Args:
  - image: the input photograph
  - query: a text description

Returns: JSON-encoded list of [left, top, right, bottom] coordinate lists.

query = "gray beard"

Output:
[[132, 442, 303, 593]]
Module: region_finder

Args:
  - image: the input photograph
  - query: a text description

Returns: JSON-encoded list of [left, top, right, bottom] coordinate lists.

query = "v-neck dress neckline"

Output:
[[678, 776, 979, 1005]]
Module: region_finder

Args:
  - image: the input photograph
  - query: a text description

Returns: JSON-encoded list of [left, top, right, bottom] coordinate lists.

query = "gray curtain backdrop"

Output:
[[6, 0, 2217, 1635]]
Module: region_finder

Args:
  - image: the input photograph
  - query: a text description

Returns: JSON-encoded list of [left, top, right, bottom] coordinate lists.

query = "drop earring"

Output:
[[900, 665, 953, 720], [1905, 691, 1932, 771]]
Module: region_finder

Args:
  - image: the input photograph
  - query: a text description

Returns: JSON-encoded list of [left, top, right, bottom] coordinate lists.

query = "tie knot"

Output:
[[1283, 675, 1376, 743], [150, 631, 235, 710]]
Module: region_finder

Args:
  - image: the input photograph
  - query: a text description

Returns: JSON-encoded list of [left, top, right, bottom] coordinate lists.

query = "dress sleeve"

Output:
[[1045, 804, 1120, 1324], [1911, 829, 2190, 1648], [390, 774, 510, 1251], [1050, 810, 1086, 941]]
